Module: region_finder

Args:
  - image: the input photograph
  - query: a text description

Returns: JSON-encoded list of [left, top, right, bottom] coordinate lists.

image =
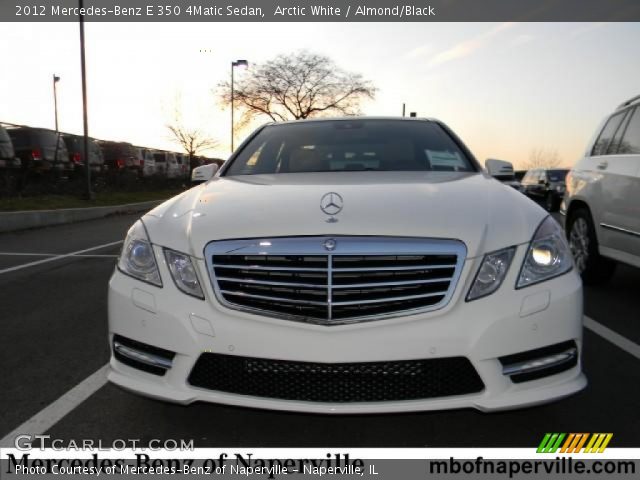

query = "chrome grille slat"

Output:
[[212, 264, 328, 272], [332, 291, 449, 306], [333, 264, 456, 272], [331, 277, 452, 289], [220, 290, 328, 306], [217, 276, 327, 289], [206, 237, 466, 325]]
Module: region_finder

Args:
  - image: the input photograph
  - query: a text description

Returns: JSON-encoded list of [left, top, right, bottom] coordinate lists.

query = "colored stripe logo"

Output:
[[537, 433, 613, 453]]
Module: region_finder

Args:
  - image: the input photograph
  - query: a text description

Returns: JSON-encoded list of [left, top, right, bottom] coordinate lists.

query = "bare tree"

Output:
[[523, 148, 562, 170], [166, 107, 218, 167], [217, 51, 376, 125]]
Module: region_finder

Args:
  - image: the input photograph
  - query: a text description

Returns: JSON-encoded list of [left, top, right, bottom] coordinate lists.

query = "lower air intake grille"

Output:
[[188, 353, 484, 402]]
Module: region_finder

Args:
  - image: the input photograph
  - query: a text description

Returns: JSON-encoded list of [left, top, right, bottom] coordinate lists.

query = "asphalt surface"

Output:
[[1, 210, 639, 448]]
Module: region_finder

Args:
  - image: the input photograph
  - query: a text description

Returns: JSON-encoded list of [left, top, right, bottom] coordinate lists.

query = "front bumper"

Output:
[[107, 243, 586, 413]]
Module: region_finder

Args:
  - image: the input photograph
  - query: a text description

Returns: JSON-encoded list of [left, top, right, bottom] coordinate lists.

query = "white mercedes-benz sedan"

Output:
[[108, 117, 586, 413]]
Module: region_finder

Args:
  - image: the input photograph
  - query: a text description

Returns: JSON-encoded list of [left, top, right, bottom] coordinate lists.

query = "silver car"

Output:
[[563, 95, 640, 284]]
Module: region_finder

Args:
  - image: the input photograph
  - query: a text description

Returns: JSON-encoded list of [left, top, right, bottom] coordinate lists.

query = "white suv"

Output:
[[563, 95, 640, 284]]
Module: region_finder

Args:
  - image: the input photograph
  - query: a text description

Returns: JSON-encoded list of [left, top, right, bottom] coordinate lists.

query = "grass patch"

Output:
[[0, 189, 184, 212]]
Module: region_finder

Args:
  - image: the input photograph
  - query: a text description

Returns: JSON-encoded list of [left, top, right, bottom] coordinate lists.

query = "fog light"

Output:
[[500, 342, 578, 384], [502, 349, 576, 376]]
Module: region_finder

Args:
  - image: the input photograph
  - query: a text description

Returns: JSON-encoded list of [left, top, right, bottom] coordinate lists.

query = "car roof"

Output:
[[263, 116, 440, 127], [616, 94, 640, 111], [7, 127, 46, 134]]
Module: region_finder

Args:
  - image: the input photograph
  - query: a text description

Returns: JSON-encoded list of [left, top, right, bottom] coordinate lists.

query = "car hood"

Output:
[[142, 171, 547, 259]]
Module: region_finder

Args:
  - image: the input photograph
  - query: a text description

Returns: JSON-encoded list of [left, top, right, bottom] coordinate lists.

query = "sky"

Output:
[[1, 22, 639, 168]]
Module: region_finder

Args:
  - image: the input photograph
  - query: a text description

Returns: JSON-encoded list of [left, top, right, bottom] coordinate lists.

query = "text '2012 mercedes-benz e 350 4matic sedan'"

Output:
[[108, 117, 585, 413]]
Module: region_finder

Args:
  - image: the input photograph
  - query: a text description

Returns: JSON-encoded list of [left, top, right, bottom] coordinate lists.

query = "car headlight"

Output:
[[517, 216, 572, 288], [466, 247, 516, 301], [117, 220, 162, 287], [164, 249, 204, 299]]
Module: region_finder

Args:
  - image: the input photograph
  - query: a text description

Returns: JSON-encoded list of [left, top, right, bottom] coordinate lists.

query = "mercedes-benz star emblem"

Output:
[[323, 238, 337, 251], [320, 192, 343, 216]]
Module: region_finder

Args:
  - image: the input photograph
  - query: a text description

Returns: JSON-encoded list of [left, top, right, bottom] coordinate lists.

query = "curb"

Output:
[[0, 200, 163, 233]]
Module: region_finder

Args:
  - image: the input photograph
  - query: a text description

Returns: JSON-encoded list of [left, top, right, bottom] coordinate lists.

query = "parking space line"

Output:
[[0, 241, 123, 275], [0, 364, 109, 448], [584, 315, 640, 361]]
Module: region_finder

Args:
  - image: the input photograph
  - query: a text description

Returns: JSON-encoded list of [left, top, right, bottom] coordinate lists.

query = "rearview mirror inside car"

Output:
[[191, 163, 219, 184]]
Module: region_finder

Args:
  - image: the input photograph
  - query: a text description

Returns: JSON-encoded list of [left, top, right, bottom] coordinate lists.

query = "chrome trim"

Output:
[[333, 264, 456, 272], [502, 347, 577, 376], [212, 263, 327, 272], [327, 244, 334, 320], [332, 277, 452, 289], [332, 290, 449, 306], [600, 223, 640, 238], [220, 290, 327, 306], [204, 236, 467, 325], [113, 341, 173, 370], [216, 276, 326, 289]]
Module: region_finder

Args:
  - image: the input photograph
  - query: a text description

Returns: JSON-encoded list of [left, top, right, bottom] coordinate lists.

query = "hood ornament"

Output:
[[320, 192, 343, 222]]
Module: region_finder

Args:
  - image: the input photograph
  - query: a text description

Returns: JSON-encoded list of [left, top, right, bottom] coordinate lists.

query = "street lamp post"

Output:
[[52, 74, 61, 164], [52, 74, 60, 131], [79, 0, 93, 199], [230, 59, 248, 153]]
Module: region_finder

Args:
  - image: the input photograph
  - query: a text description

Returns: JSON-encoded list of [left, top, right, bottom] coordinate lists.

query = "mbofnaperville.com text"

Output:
[[7, 453, 367, 479]]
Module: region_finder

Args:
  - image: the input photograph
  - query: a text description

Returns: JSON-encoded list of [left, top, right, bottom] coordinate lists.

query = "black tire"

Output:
[[566, 207, 616, 285]]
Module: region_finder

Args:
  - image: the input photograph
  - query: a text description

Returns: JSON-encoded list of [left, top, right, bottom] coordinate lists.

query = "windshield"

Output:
[[224, 119, 476, 176], [548, 169, 568, 182]]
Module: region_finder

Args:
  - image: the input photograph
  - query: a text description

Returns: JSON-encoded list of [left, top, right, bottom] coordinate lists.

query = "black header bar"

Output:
[[4, 0, 640, 22]]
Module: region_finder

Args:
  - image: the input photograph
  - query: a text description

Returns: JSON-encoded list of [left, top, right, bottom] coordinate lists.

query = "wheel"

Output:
[[566, 208, 616, 285], [545, 193, 558, 212]]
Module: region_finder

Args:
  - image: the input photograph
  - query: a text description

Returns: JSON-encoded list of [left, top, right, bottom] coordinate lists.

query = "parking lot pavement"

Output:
[[0, 214, 137, 271], [1, 213, 639, 447], [0, 214, 136, 439], [584, 265, 640, 345]]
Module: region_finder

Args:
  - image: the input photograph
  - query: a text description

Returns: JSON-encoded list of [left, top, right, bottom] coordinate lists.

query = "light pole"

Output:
[[52, 74, 61, 164], [52, 74, 60, 131], [79, 0, 93, 199], [230, 59, 248, 153]]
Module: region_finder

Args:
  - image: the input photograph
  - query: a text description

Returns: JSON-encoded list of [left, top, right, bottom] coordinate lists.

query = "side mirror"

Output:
[[191, 163, 218, 184], [485, 158, 515, 180]]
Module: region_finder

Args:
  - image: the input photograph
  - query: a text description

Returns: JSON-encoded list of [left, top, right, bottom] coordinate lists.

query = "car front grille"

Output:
[[205, 236, 466, 325], [188, 353, 484, 403]]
